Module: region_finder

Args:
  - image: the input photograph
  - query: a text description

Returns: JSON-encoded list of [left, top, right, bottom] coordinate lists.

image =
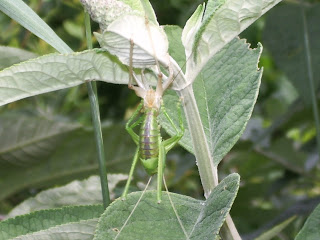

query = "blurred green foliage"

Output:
[[1, 0, 320, 239]]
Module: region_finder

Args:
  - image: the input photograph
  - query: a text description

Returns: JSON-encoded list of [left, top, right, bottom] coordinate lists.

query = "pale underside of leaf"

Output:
[[0, 205, 103, 240], [96, 13, 169, 68], [0, 50, 128, 106], [12, 219, 98, 240]]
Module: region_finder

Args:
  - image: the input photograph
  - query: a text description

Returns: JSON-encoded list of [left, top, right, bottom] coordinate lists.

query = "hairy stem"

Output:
[[179, 85, 218, 196], [180, 84, 241, 239]]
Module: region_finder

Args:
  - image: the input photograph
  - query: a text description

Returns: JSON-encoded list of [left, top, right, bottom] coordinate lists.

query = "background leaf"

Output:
[[263, 2, 320, 104], [0, 46, 37, 70], [255, 216, 296, 240], [0, 118, 135, 201], [0, 114, 79, 166]]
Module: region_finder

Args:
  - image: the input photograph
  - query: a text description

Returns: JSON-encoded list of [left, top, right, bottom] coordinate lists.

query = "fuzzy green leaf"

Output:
[[93, 173, 240, 240], [163, 27, 262, 165], [295, 203, 320, 240], [181, 3, 205, 58], [263, 3, 320, 104], [185, 0, 282, 84]]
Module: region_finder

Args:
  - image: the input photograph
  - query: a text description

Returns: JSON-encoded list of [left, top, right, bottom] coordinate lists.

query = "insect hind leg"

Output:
[[162, 99, 185, 153], [128, 38, 149, 98], [121, 147, 140, 200], [126, 102, 144, 145], [157, 141, 166, 203]]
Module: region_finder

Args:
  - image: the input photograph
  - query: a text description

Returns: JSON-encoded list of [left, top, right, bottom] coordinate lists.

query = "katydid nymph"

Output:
[[121, 39, 185, 204]]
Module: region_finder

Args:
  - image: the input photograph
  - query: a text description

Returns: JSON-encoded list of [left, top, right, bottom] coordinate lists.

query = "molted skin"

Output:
[[139, 108, 161, 175]]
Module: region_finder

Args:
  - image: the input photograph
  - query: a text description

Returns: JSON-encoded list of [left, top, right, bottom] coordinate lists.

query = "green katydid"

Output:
[[121, 38, 185, 204], [113, 18, 190, 240]]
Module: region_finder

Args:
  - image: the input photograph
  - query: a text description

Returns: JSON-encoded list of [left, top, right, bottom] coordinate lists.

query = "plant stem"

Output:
[[84, 11, 97, 94], [302, 7, 320, 161], [180, 85, 241, 239], [172, 59, 241, 239], [84, 12, 93, 50], [224, 215, 242, 240], [86, 81, 110, 209], [84, 11, 110, 209], [179, 85, 218, 196]]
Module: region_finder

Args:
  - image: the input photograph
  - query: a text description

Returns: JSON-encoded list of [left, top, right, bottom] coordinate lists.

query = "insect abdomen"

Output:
[[139, 109, 160, 161]]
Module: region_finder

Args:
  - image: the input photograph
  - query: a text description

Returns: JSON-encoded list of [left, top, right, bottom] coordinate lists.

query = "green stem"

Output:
[[84, 12, 93, 49], [179, 85, 218, 196], [180, 85, 241, 240], [84, 11, 110, 208], [173, 59, 241, 239], [86, 81, 110, 208], [84, 11, 97, 94], [302, 7, 320, 161]]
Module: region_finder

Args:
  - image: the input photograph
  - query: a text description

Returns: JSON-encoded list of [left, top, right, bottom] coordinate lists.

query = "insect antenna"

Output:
[[163, 175, 190, 240], [114, 176, 153, 240]]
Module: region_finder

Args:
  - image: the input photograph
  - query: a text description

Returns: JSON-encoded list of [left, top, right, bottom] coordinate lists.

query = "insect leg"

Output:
[[128, 39, 135, 89], [162, 57, 174, 92], [162, 100, 185, 153], [126, 102, 144, 144], [157, 141, 166, 203], [156, 101, 184, 202], [122, 102, 145, 199], [128, 39, 147, 93], [122, 147, 140, 200]]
